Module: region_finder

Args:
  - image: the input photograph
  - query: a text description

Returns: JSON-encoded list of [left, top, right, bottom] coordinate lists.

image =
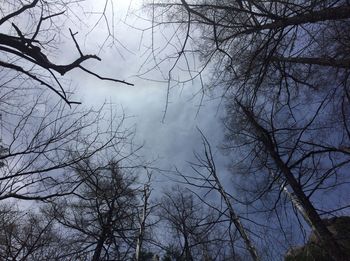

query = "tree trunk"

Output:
[[179, 2, 350, 36], [135, 184, 151, 261], [206, 150, 259, 261], [92, 208, 114, 261], [182, 225, 193, 261], [91, 233, 107, 261], [238, 101, 347, 261], [240, 5, 350, 35], [214, 175, 260, 261]]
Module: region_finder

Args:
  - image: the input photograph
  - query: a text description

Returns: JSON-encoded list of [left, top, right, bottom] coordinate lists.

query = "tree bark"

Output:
[[199, 133, 260, 261], [238, 101, 347, 261], [240, 5, 350, 35], [91, 233, 107, 261], [135, 184, 151, 261], [211, 170, 260, 261], [183, 229, 193, 261], [179, 2, 350, 36], [91, 208, 114, 261]]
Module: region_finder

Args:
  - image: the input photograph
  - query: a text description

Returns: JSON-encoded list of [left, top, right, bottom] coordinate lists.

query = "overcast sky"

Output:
[[62, 0, 231, 190], [4, 2, 349, 258]]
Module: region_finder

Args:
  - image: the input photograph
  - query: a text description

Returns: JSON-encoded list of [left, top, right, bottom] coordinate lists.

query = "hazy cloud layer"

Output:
[[62, 0, 229, 188]]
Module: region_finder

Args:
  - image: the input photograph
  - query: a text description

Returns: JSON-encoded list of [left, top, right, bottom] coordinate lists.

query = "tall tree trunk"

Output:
[[199, 131, 260, 261], [269, 169, 313, 227], [92, 207, 114, 261], [92, 233, 107, 261], [135, 184, 151, 261], [240, 5, 350, 35], [182, 225, 193, 261], [179, 1, 350, 36], [213, 171, 260, 261], [237, 101, 347, 261]]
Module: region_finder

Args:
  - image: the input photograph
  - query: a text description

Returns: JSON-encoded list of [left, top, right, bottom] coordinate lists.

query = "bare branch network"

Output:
[[145, 0, 350, 260], [0, 0, 133, 105]]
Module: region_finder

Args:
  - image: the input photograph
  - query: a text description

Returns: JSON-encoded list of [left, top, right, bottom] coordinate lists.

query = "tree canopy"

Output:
[[0, 0, 349, 260]]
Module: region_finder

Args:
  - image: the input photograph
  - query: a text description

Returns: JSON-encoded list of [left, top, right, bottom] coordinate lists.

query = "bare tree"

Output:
[[144, 1, 350, 259], [0, 0, 133, 105], [181, 129, 259, 261], [0, 203, 65, 261], [48, 158, 145, 261], [222, 97, 350, 260], [0, 85, 153, 260], [136, 172, 154, 261], [145, 0, 350, 97], [0, 84, 134, 202], [157, 186, 239, 261]]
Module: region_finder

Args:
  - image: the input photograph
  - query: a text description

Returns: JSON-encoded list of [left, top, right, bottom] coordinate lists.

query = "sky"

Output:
[[2, 1, 350, 260], [64, 0, 231, 190], [3, 1, 349, 259]]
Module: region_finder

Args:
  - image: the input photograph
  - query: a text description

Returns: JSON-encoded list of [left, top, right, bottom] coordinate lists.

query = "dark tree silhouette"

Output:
[[146, 1, 350, 259], [48, 159, 144, 260], [0, 0, 133, 105]]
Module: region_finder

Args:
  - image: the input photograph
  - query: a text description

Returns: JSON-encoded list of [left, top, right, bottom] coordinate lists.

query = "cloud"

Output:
[[65, 0, 227, 184]]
